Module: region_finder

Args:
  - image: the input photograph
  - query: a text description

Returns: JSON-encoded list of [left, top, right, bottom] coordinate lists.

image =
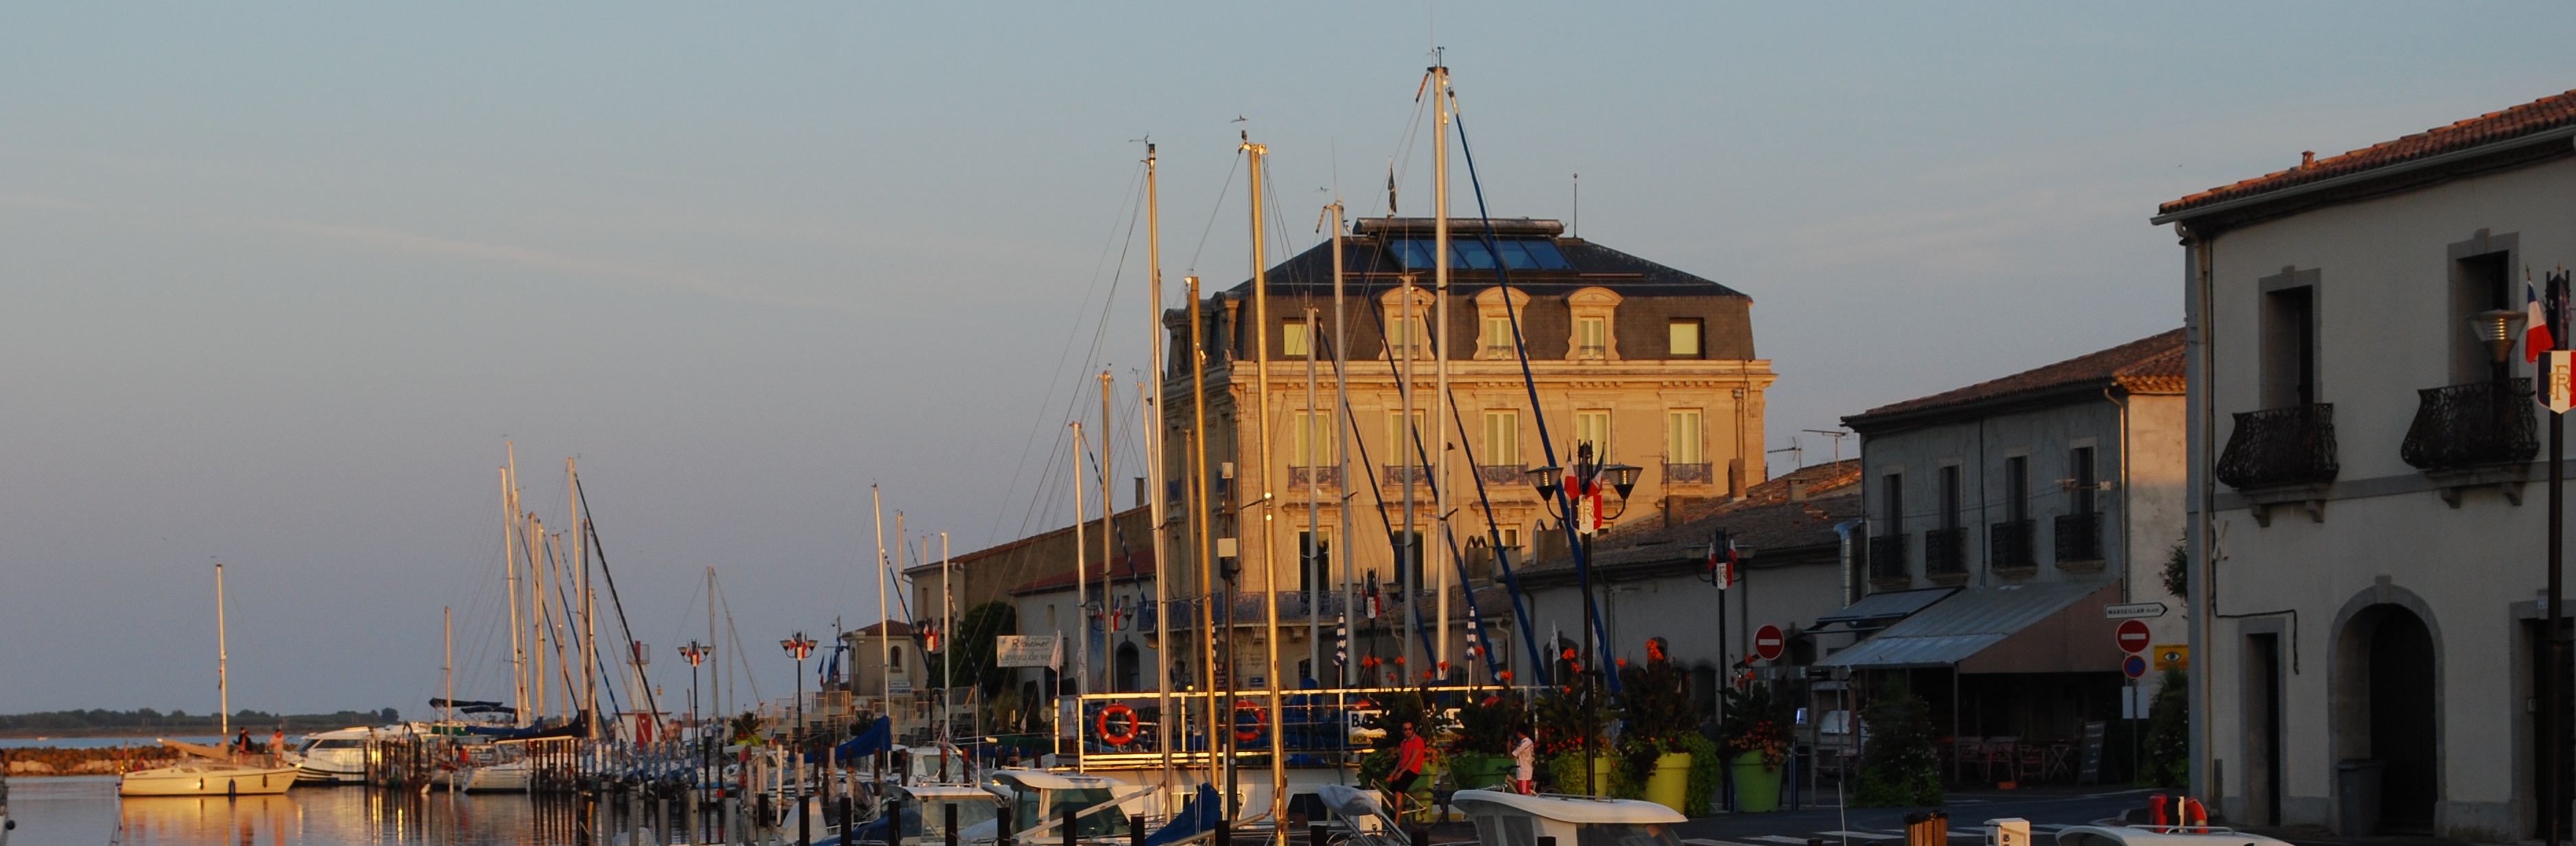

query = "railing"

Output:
[[1477, 465, 1528, 485], [1663, 462, 1713, 485], [1924, 527, 1968, 577], [1988, 519, 2035, 573], [1868, 534, 1907, 581], [2401, 378, 2538, 471], [1287, 466, 1342, 488], [1576, 344, 1608, 357], [2054, 512, 2103, 563], [2215, 403, 2339, 489], [1382, 465, 1427, 486]]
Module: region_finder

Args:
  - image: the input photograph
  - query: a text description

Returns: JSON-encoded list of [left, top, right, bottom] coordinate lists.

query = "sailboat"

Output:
[[118, 563, 299, 797]]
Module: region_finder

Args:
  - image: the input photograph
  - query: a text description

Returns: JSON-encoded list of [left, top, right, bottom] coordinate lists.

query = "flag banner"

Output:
[[2550, 351, 2573, 414]]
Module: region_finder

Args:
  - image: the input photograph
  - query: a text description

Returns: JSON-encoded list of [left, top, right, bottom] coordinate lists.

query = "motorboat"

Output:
[[1448, 789, 1686, 846], [2054, 825, 2297, 846], [290, 727, 373, 784]]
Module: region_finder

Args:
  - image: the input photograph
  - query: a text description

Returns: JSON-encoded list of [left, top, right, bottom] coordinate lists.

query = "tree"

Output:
[[927, 600, 1018, 696], [2140, 669, 2190, 787], [1853, 692, 1941, 808]]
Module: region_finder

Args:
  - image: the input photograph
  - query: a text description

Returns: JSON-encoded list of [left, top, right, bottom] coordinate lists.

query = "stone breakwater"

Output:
[[4, 746, 179, 775]]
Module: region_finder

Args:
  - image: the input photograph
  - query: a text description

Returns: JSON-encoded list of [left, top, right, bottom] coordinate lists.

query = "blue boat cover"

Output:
[[833, 716, 894, 760], [1144, 784, 1222, 846]]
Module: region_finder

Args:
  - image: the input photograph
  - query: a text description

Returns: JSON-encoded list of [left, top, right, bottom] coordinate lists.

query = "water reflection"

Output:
[[18, 776, 643, 846]]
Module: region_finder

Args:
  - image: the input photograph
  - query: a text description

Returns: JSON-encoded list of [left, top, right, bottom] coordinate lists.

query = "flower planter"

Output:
[[1448, 753, 1512, 790], [1642, 752, 1693, 815], [1728, 750, 1782, 812]]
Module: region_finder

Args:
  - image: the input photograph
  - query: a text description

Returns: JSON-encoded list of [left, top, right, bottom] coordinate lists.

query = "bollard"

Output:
[[1063, 805, 1077, 846], [1215, 817, 1230, 846], [800, 787, 812, 846], [839, 796, 852, 845], [1309, 824, 1325, 846], [999, 797, 1017, 846], [949, 802, 962, 846]]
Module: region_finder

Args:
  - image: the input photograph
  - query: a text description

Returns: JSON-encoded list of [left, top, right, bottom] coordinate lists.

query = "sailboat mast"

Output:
[[1399, 272, 1417, 676], [1185, 274, 1218, 791], [444, 606, 454, 724], [503, 464, 526, 727], [216, 562, 229, 743], [1242, 135, 1288, 842], [572, 458, 596, 735], [1141, 141, 1176, 782], [940, 532, 952, 752], [707, 566, 722, 725], [1071, 422, 1091, 707], [1432, 62, 1453, 676], [1305, 305, 1321, 684], [872, 486, 891, 726], [532, 516, 550, 720], [1098, 369, 1115, 695], [1331, 200, 1351, 690]]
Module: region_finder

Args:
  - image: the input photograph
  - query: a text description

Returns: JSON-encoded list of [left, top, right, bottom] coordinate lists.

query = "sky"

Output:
[[7, 3, 2576, 717]]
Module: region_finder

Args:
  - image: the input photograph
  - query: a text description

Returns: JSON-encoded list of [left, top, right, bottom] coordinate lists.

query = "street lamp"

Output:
[[782, 632, 817, 845], [2469, 307, 2527, 380], [680, 640, 711, 834], [1526, 441, 1639, 795]]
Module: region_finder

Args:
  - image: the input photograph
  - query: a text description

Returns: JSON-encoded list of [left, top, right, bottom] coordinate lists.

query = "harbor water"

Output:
[[12, 776, 616, 846]]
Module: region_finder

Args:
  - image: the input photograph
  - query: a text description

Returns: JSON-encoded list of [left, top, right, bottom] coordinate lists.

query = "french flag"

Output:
[[2529, 278, 2555, 362]]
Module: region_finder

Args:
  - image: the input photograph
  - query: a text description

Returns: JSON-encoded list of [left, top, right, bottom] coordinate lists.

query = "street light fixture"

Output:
[[1526, 441, 1636, 796], [2470, 307, 2528, 379], [678, 639, 710, 835], [782, 632, 817, 844]]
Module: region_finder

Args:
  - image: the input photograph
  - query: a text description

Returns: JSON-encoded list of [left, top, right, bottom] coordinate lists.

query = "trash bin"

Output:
[[2336, 759, 2383, 835]]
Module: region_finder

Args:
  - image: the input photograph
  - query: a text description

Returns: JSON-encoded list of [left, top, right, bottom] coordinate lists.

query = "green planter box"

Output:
[[1448, 753, 1513, 790], [1728, 751, 1782, 813]]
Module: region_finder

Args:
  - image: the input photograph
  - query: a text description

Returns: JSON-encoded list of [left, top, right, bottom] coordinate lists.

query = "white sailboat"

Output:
[[119, 564, 299, 797]]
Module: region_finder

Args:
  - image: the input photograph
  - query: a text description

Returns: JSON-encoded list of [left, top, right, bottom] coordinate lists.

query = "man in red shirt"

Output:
[[1389, 722, 1428, 819]]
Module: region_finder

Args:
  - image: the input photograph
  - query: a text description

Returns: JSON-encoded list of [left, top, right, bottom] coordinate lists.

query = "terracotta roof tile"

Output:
[[2161, 89, 2576, 215], [1846, 329, 2184, 427], [1007, 548, 1154, 596]]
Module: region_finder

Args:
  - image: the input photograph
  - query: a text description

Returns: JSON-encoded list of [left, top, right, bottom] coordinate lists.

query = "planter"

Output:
[[1728, 751, 1782, 813], [1448, 753, 1513, 790], [1642, 753, 1693, 815]]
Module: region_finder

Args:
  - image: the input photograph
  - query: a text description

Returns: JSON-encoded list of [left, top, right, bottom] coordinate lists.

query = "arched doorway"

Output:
[[2335, 604, 2439, 834]]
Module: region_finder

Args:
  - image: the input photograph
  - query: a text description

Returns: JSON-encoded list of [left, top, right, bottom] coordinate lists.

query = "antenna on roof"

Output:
[[1801, 429, 1853, 465], [1572, 168, 1579, 238], [1767, 437, 1804, 470]]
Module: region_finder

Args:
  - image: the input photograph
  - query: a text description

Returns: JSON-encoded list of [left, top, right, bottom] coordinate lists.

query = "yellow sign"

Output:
[[2551, 351, 2573, 414], [2153, 644, 2190, 671]]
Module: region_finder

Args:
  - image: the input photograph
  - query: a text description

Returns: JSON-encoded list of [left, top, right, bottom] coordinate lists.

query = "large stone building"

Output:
[[2155, 89, 2576, 836], [1161, 216, 1775, 690]]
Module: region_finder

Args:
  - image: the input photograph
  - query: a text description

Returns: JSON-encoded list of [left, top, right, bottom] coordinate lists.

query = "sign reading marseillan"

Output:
[[995, 634, 1061, 668]]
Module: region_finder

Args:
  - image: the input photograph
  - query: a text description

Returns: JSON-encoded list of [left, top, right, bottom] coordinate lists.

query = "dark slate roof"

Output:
[[1220, 218, 1748, 300], [1521, 460, 1861, 579], [1842, 329, 2183, 432], [1008, 547, 1155, 596], [2161, 89, 2576, 218]]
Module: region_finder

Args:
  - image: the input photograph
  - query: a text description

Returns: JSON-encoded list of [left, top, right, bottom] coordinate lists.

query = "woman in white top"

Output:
[[1510, 731, 1536, 794]]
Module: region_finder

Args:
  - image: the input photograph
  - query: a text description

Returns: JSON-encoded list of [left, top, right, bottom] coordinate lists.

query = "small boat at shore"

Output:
[[120, 565, 299, 798], [289, 727, 373, 784]]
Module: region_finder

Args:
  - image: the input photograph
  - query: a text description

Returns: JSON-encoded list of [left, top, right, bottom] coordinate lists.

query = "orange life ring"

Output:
[[1233, 699, 1266, 744], [1095, 704, 1140, 747]]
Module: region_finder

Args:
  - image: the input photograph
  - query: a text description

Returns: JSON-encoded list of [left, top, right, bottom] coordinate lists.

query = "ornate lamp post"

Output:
[[679, 640, 710, 834], [782, 632, 817, 845], [1525, 441, 1640, 795]]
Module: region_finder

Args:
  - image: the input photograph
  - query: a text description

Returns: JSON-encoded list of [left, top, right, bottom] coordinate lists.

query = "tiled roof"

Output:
[[1008, 548, 1154, 596], [916, 504, 1149, 576], [2161, 89, 2576, 216], [1522, 460, 1862, 576], [847, 620, 914, 637], [1845, 329, 2183, 429], [1227, 220, 1750, 300]]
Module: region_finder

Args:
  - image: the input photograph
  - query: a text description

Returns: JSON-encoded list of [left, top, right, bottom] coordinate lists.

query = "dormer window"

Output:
[[1565, 287, 1622, 360], [1281, 320, 1312, 358], [1474, 287, 1532, 360], [1380, 285, 1437, 360]]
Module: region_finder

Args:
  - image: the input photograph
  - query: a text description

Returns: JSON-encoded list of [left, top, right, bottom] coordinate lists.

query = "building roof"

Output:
[[1843, 329, 2183, 432], [1006, 547, 1155, 596], [912, 504, 1150, 577], [1522, 460, 1861, 578], [846, 620, 914, 637], [1813, 580, 2122, 673], [2159, 88, 2576, 219], [1223, 218, 1750, 300]]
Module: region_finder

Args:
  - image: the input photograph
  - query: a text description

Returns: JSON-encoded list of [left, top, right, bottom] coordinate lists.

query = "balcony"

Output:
[[1924, 527, 1968, 579], [2054, 512, 2103, 565], [2401, 380, 2538, 502], [1287, 466, 1341, 489], [1988, 519, 2035, 575], [1382, 465, 1428, 486], [1868, 534, 1907, 583], [1663, 462, 1713, 486], [2216, 403, 2340, 489], [1477, 465, 1527, 486]]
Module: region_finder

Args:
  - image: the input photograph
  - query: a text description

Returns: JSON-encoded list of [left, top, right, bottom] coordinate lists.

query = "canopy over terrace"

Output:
[[1815, 580, 2123, 674]]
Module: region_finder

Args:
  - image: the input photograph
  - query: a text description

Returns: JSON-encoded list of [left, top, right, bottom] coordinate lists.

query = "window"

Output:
[[1484, 409, 1521, 465], [1297, 528, 1332, 592], [1281, 320, 1311, 358], [1388, 238, 1570, 271], [1494, 526, 1520, 548], [2260, 270, 2319, 408], [1665, 409, 1704, 465], [890, 644, 903, 670], [1484, 316, 1517, 355], [2453, 250, 2511, 384], [2005, 456, 2029, 523], [1669, 319, 1704, 357], [1292, 410, 1336, 467], [2071, 447, 2098, 515], [1576, 317, 1608, 356], [1386, 317, 1428, 358], [1881, 473, 1903, 532], [1387, 409, 1427, 468], [1939, 465, 1962, 529], [1392, 530, 1424, 589], [1574, 410, 1612, 460]]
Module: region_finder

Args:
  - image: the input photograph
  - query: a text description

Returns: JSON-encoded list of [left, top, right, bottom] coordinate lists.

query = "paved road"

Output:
[[1667, 787, 2159, 846]]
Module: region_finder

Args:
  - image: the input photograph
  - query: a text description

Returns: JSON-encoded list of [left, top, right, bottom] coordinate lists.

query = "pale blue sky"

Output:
[[5, 3, 2575, 715]]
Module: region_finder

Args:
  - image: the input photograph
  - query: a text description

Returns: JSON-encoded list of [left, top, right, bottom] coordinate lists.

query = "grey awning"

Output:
[[1813, 587, 1958, 630], [1813, 580, 2124, 674]]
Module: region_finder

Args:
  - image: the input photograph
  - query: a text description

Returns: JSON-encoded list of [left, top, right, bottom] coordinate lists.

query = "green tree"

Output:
[[927, 600, 1018, 696], [2139, 669, 2190, 788], [1853, 692, 1942, 808]]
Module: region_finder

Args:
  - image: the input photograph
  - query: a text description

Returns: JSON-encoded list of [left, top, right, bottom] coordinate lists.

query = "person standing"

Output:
[[1510, 730, 1536, 795], [1389, 722, 1428, 819]]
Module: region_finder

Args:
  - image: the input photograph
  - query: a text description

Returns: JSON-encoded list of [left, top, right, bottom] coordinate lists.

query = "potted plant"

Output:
[[1354, 686, 1453, 821], [1446, 691, 1524, 790], [1718, 681, 1794, 812], [1853, 692, 1942, 808], [1533, 671, 1614, 795], [1614, 644, 1706, 815]]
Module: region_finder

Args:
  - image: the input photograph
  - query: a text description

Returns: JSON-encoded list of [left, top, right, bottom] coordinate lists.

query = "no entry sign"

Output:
[[2116, 619, 2152, 654], [1753, 624, 1785, 661]]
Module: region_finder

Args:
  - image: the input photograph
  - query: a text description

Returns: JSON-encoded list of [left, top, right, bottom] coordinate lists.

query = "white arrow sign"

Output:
[[2104, 602, 2168, 620]]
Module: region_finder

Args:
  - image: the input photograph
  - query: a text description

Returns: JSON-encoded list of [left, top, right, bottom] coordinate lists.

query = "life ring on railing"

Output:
[[1233, 699, 1267, 744], [1096, 704, 1140, 747]]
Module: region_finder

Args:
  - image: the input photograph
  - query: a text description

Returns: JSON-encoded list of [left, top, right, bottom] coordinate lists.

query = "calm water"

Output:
[[10, 777, 646, 846]]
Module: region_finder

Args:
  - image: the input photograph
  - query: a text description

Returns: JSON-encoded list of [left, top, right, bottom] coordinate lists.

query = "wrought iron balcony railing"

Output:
[[1663, 462, 1713, 485], [1868, 534, 1907, 581], [2054, 512, 2103, 563], [1924, 527, 1969, 577], [1988, 519, 2035, 573], [2400, 378, 2538, 471], [2215, 403, 2340, 490], [1477, 465, 1527, 486], [1287, 466, 1341, 489], [1382, 465, 1428, 486]]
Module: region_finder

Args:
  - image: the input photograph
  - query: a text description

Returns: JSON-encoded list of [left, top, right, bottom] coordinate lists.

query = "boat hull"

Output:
[[118, 764, 299, 797]]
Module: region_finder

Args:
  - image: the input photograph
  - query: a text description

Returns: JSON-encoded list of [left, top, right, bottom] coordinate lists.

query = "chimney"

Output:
[[1787, 478, 1809, 503], [1134, 477, 1147, 509], [2300, 150, 2315, 169]]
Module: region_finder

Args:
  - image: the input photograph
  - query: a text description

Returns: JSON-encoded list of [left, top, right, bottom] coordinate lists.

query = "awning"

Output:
[[1813, 580, 2124, 674], [1813, 587, 1957, 631]]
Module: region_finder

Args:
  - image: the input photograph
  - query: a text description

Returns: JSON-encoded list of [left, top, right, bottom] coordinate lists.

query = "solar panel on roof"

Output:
[[1385, 237, 1571, 271]]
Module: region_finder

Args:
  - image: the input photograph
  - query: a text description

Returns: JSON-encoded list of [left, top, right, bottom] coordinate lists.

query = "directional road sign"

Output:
[[2116, 619, 2153, 654], [1753, 624, 1785, 662], [2104, 602, 2168, 620]]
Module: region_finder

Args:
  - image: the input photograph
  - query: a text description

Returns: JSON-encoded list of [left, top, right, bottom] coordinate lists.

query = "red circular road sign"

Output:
[[1753, 624, 1786, 662], [2124, 655, 2149, 679], [2117, 619, 2153, 654]]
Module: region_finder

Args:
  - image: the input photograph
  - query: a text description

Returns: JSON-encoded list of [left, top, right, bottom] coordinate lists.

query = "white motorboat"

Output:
[[290, 727, 373, 784], [1448, 789, 1686, 846]]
